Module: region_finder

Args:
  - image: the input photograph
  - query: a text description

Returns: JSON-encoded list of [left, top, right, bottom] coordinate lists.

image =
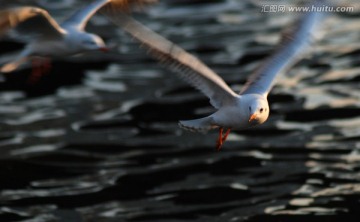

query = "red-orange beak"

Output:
[[99, 47, 109, 52], [248, 114, 257, 123]]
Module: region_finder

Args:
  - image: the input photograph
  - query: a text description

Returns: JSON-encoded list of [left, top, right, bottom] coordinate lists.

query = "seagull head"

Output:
[[79, 33, 109, 52], [247, 97, 269, 125]]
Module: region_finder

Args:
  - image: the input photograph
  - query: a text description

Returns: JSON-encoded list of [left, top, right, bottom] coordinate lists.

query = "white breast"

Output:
[[212, 105, 250, 129]]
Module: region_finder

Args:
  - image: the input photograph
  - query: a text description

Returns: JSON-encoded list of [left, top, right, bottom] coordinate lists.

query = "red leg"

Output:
[[215, 128, 231, 151], [222, 128, 231, 143], [29, 58, 42, 83], [28, 57, 52, 84], [216, 127, 224, 151], [42, 57, 52, 73]]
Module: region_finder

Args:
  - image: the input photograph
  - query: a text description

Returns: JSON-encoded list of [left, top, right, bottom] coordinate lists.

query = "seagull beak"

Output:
[[99, 47, 109, 52], [249, 114, 257, 123]]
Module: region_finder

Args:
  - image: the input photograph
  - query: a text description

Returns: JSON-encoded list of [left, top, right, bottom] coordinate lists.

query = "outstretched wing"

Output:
[[62, 0, 157, 30], [107, 14, 238, 109], [61, 0, 110, 30], [240, 1, 324, 96], [0, 7, 65, 40]]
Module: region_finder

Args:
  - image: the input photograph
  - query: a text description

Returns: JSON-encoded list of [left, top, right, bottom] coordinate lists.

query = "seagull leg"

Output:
[[222, 128, 231, 143], [29, 58, 42, 83], [28, 57, 51, 84], [216, 127, 224, 151], [42, 57, 52, 74], [216, 128, 231, 151]]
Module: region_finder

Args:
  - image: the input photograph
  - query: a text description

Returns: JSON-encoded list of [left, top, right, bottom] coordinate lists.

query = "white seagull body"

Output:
[[0, 0, 155, 75], [108, 0, 325, 150]]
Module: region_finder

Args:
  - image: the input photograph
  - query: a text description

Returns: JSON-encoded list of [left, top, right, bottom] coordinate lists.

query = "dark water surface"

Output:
[[0, 0, 360, 221]]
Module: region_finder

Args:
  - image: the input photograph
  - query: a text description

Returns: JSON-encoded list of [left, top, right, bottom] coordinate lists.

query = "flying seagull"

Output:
[[0, 0, 155, 81], [108, 1, 325, 150]]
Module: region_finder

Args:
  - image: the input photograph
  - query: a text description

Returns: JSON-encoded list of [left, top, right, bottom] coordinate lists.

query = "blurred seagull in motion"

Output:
[[108, 0, 325, 151], [0, 0, 155, 82]]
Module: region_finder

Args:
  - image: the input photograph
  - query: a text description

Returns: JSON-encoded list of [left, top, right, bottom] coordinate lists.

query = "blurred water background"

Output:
[[0, 0, 360, 221]]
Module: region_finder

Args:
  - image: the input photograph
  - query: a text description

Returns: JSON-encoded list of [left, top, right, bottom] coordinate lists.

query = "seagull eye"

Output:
[[260, 108, 264, 113]]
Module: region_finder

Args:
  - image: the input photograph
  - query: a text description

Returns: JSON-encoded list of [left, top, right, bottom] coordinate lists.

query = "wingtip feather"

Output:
[[0, 7, 49, 36], [1, 62, 19, 73], [0, 58, 27, 73]]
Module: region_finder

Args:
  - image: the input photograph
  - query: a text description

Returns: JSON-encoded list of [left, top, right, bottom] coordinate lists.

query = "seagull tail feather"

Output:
[[179, 116, 216, 133]]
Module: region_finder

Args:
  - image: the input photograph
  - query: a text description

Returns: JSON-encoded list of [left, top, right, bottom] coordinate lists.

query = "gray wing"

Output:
[[0, 7, 65, 40], [61, 0, 110, 30], [107, 14, 238, 109], [240, 2, 324, 96]]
